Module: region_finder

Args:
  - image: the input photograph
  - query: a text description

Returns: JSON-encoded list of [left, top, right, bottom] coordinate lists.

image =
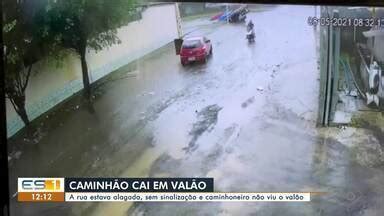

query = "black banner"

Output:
[[65, 178, 214, 192]]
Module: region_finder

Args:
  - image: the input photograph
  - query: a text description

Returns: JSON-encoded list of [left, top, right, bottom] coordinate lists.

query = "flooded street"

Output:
[[8, 5, 384, 216]]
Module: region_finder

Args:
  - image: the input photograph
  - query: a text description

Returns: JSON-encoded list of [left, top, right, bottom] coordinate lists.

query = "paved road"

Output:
[[8, 5, 384, 216]]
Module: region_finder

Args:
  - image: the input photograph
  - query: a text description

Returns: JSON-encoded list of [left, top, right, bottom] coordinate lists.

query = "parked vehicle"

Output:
[[229, 11, 246, 22], [211, 12, 224, 21], [180, 36, 213, 66], [238, 13, 246, 22], [228, 6, 248, 23]]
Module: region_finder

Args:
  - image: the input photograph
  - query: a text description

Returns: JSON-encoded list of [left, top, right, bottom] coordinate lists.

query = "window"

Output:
[[182, 40, 202, 49]]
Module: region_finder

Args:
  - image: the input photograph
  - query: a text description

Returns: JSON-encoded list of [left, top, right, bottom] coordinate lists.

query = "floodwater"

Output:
[[8, 5, 384, 216]]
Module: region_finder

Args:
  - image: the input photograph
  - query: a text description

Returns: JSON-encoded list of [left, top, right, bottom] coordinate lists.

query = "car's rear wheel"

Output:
[[210, 47, 213, 55], [181, 61, 186, 66], [201, 54, 208, 63]]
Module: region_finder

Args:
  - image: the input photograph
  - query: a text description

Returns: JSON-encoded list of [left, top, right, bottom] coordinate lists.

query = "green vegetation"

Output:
[[3, 0, 39, 126], [3, 0, 137, 125], [35, 0, 137, 99]]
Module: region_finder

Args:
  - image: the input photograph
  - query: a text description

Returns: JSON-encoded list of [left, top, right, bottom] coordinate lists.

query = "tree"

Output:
[[36, 0, 137, 99], [3, 0, 38, 126]]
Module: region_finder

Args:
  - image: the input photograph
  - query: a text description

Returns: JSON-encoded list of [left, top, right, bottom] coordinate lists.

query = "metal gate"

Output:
[[317, 7, 341, 126]]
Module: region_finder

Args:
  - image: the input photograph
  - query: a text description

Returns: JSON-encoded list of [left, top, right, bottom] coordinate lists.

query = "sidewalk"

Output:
[[182, 16, 222, 37]]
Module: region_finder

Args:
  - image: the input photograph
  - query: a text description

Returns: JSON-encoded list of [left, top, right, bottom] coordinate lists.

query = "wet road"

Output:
[[8, 5, 384, 216]]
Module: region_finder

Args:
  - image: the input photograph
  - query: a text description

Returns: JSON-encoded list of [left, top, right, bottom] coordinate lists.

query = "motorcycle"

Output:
[[246, 22, 255, 43], [246, 29, 255, 43]]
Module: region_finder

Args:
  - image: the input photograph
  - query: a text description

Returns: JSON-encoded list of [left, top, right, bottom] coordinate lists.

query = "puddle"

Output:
[[183, 104, 222, 153]]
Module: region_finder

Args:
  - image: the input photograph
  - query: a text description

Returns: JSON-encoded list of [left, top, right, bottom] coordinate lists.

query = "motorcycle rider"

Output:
[[247, 20, 254, 31], [246, 20, 255, 42]]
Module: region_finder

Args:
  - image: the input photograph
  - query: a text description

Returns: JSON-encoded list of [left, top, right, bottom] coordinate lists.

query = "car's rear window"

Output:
[[182, 40, 202, 49]]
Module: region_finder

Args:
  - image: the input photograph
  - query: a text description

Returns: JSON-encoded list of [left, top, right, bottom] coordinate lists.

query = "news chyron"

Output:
[[17, 177, 311, 202], [18, 178, 65, 201]]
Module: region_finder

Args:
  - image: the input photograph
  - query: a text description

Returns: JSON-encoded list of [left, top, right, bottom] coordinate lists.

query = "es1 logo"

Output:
[[18, 178, 64, 192]]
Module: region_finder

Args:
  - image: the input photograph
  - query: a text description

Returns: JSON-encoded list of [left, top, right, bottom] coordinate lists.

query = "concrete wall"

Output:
[[6, 3, 178, 137], [371, 9, 384, 63]]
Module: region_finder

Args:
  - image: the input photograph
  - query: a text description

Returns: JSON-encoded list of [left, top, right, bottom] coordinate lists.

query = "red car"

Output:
[[180, 36, 213, 66]]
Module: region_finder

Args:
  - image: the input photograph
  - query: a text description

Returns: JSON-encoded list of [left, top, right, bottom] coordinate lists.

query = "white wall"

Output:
[[6, 3, 178, 137], [373, 36, 384, 63]]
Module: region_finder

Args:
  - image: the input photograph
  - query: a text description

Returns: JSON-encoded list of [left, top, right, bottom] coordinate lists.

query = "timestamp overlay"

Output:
[[307, 16, 384, 27]]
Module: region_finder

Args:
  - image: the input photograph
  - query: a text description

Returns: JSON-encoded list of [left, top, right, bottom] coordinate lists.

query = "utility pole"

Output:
[[175, 3, 183, 38], [370, 7, 376, 66], [174, 3, 183, 55]]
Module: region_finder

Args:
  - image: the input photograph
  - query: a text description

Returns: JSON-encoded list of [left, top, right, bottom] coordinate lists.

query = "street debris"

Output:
[[348, 90, 358, 97], [139, 91, 156, 97], [92, 157, 101, 168], [337, 125, 348, 130], [14, 151, 22, 159], [241, 96, 255, 108]]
